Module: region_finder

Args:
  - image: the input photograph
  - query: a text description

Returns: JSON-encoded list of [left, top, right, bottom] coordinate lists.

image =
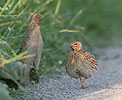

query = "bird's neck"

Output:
[[27, 23, 40, 34], [79, 49, 84, 54], [71, 49, 82, 53]]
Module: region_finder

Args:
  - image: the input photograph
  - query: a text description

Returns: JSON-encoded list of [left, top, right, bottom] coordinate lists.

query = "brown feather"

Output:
[[80, 50, 98, 70]]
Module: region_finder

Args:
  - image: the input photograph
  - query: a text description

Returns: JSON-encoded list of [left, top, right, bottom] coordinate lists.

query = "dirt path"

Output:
[[20, 45, 122, 100]]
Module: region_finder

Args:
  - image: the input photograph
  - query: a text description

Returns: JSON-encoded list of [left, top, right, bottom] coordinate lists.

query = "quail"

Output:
[[66, 41, 98, 89], [18, 14, 43, 82]]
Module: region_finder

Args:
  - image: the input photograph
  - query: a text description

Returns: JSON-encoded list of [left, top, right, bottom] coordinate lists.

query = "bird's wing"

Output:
[[80, 50, 98, 70], [17, 33, 29, 54]]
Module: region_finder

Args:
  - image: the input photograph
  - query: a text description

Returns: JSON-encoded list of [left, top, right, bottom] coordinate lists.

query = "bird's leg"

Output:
[[29, 67, 40, 83], [80, 77, 88, 89]]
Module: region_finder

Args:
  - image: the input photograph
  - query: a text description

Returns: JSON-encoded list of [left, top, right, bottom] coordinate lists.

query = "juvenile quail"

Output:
[[18, 14, 43, 82], [66, 41, 98, 89]]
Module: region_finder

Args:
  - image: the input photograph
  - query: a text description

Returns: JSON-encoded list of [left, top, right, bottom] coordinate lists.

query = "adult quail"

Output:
[[18, 14, 43, 82], [66, 41, 98, 89]]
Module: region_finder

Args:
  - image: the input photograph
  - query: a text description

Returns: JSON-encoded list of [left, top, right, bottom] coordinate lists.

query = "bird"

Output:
[[18, 13, 43, 83], [66, 41, 98, 89]]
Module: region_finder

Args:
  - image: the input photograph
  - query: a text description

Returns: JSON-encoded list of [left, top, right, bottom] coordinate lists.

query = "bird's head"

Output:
[[71, 41, 82, 51], [30, 13, 43, 25]]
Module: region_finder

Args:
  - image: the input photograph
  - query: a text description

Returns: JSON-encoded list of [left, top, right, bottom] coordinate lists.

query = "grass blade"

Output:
[[54, 0, 61, 17]]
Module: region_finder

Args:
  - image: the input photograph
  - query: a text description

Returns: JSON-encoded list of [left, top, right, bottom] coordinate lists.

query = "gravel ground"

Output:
[[18, 46, 122, 100]]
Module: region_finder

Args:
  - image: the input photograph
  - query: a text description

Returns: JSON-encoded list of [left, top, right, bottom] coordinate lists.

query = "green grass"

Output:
[[0, 0, 122, 76]]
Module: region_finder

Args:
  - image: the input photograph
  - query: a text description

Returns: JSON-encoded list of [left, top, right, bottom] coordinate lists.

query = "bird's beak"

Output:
[[39, 14, 43, 18], [71, 46, 74, 50]]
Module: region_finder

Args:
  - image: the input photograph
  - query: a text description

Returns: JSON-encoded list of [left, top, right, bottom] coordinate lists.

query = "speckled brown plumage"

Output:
[[18, 14, 43, 83], [80, 50, 98, 71], [66, 41, 98, 89]]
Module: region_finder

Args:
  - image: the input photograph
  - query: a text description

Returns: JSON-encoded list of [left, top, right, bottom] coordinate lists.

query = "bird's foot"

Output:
[[29, 68, 40, 83], [79, 86, 88, 89]]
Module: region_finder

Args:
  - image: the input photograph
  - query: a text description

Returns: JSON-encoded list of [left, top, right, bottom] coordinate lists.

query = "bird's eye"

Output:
[[74, 43, 77, 45]]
